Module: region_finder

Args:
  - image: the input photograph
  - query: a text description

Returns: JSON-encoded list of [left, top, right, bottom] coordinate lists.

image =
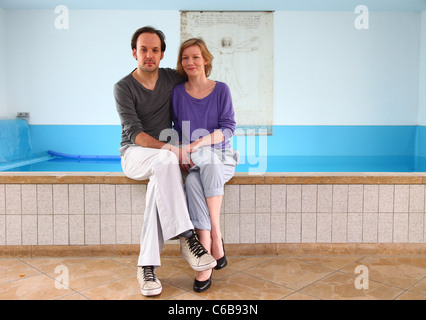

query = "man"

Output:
[[114, 26, 216, 297]]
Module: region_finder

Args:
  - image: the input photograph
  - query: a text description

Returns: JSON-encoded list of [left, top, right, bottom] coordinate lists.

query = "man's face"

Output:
[[133, 32, 164, 73]]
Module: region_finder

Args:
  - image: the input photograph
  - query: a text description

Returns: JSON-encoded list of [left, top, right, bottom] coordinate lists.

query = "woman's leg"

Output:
[[206, 195, 224, 260]]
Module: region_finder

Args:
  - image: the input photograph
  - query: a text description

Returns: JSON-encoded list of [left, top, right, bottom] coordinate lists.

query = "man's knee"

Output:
[[157, 149, 179, 166]]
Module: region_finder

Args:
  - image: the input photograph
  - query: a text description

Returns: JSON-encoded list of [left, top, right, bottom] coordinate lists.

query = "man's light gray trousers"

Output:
[[120, 145, 194, 267]]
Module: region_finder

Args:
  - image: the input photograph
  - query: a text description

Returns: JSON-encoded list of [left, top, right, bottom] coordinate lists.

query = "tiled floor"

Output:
[[0, 255, 425, 300]]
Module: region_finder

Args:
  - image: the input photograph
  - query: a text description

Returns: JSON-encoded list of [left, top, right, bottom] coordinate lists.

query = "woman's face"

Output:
[[181, 45, 207, 78]]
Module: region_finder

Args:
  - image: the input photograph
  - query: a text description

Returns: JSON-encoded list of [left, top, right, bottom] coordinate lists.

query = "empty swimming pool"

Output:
[[2, 155, 426, 172]]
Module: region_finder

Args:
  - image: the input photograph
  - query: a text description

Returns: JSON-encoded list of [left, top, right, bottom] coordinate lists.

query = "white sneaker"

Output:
[[137, 266, 162, 296], [180, 231, 217, 272]]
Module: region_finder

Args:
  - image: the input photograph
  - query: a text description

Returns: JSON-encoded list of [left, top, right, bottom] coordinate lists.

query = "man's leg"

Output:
[[121, 146, 216, 272]]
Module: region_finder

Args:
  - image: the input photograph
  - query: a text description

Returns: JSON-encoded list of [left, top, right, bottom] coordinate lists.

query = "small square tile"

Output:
[[0, 215, 5, 245], [54, 215, 69, 245], [378, 213, 393, 243], [22, 215, 37, 245], [224, 214, 239, 243], [271, 185, 286, 213], [132, 214, 143, 244], [131, 185, 146, 214], [224, 185, 239, 213], [317, 213, 332, 243], [69, 215, 84, 245], [85, 185, 100, 215], [394, 185, 409, 213], [116, 185, 131, 214], [317, 185, 332, 213], [363, 213, 378, 243], [38, 215, 53, 245], [53, 185, 69, 215], [37, 185, 53, 215], [0, 185, 5, 215], [348, 185, 363, 213], [393, 213, 408, 243], [69, 185, 84, 215], [302, 185, 317, 213], [100, 185, 116, 214], [286, 213, 301, 243], [5, 185, 21, 215], [347, 212, 362, 243], [240, 185, 255, 214], [301, 213, 316, 242], [240, 213, 255, 243], [363, 185, 378, 213], [256, 213, 270, 243], [6, 215, 21, 245], [408, 213, 424, 243], [409, 185, 424, 213], [116, 214, 132, 244], [332, 213, 347, 243], [256, 185, 271, 213], [21, 185, 37, 215], [287, 185, 301, 213], [379, 185, 394, 213], [271, 213, 286, 243], [85, 215, 100, 245], [333, 185, 348, 213]]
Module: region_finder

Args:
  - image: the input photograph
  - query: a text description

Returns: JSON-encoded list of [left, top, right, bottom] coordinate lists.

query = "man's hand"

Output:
[[168, 144, 194, 173]]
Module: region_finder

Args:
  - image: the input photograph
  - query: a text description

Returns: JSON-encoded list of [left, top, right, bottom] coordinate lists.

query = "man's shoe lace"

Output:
[[143, 266, 157, 282], [187, 233, 208, 258]]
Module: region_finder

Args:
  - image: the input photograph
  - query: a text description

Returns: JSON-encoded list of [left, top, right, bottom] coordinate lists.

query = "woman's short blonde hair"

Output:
[[176, 38, 214, 78]]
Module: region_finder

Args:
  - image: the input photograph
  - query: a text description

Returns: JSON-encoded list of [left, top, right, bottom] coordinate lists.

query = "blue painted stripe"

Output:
[[26, 124, 420, 158]]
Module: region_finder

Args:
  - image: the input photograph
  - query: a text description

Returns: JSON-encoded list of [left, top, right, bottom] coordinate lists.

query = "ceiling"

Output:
[[0, 0, 425, 11]]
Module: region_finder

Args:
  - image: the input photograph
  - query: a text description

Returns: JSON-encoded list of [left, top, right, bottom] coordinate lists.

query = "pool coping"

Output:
[[1, 172, 426, 184], [1, 243, 425, 258]]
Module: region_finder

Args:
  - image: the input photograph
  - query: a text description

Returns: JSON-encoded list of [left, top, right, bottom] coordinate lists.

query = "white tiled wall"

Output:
[[0, 184, 425, 245]]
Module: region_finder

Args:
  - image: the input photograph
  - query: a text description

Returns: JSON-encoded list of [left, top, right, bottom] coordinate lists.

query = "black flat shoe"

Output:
[[193, 272, 212, 293], [214, 238, 227, 270]]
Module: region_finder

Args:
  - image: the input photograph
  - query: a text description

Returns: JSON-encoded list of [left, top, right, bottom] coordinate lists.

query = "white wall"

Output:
[[274, 11, 421, 125], [5, 9, 180, 125], [0, 8, 7, 118], [3, 9, 423, 126], [418, 11, 426, 125]]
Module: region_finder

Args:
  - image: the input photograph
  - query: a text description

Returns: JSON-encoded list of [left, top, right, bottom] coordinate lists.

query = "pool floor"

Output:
[[2, 156, 426, 172]]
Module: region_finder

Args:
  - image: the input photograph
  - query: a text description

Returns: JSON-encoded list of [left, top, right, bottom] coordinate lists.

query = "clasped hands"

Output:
[[170, 143, 198, 173]]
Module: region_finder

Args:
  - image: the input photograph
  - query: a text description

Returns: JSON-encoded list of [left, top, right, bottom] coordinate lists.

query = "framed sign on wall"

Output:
[[181, 11, 274, 135]]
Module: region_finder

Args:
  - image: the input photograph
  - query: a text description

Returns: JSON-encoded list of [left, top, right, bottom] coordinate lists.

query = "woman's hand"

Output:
[[179, 144, 195, 173]]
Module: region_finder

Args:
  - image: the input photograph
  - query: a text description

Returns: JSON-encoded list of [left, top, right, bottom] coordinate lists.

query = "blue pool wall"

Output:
[[27, 124, 421, 158]]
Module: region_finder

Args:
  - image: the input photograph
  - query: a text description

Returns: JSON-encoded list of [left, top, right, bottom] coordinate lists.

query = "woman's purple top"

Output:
[[171, 81, 236, 149]]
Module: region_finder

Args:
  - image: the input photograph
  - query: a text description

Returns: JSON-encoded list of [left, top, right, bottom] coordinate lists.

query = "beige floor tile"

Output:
[[293, 255, 365, 271], [244, 257, 334, 290], [80, 276, 184, 300], [340, 256, 426, 289], [194, 273, 294, 300], [226, 256, 275, 271], [407, 278, 426, 296], [169, 291, 207, 300], [21, 257, 93, 274], [395, 290, 426, 300], [0, 274, 74, 300], [0, 259, 40, 284], [42, 258, 136, 292], [301, 272, 404, 300], [55, 292, 89, 300], [281, 292, 320, 300], [157, 262, 238, 292]]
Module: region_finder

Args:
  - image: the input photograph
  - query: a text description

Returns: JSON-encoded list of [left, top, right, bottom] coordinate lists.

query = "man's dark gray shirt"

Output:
[[114, 68, 185, 147]]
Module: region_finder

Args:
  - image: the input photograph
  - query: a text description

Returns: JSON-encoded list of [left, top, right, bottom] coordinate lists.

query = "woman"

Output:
[[171, 38, 239, 293]]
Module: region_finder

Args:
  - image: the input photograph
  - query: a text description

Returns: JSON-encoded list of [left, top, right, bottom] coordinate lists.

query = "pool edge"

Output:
[[1, 171, 426, 184]]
